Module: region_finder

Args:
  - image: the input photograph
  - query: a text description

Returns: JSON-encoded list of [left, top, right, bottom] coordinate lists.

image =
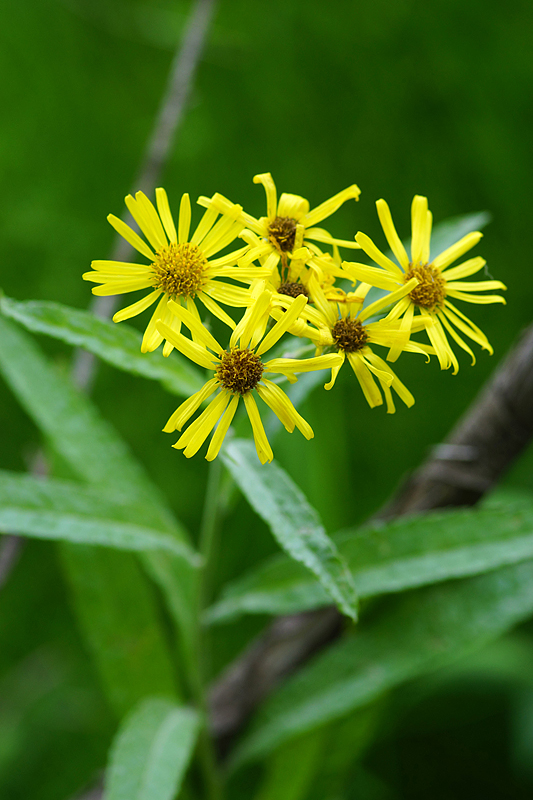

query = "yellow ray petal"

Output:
[[163, 378, 219, 433], [232, 290, 271, 350], [410, 195, 429, 266], [155, 187, 177, 244], [385, 301, 414, 363], [253, 173, 278, 219], [433, 232, 483, 270], [264, 353, 342, 375], [361, 355, 394, 387], [159, 299, 182, 357], [206, 394, 240, 461], [440, 256, 486, 281], [83, 270, 152, 283], [445, 290, 506, 305], [305, 228, 362, 249], [444, 280, 506, 292], [141, 295, 168, 352], [178, 392, 230, 458], [324, 351, 345, 390], [91, 280, 153, 295], [359, 277, 418, 323], [203, 281, 252, 308], [355, 232, 403, 277], [89, 261, 152, 274], [156, 322, 219, 368], [243, 393, 274, 464], [257, 380, 313, 439], [166, 299, 222, 353], [202, 217, 244, 259], [276, 193, 310, 220], [107, 214, 155, 261], [307, 274, 338, 328], [197, 292, 236, 329], [256, 294, 308, 356], [113, 289, 162, 322], [178, 193, 192, 244], [303, 184, 360, 228], [190, 203, 219, 247], [425, 312, 457, 372], [438, 311, 476, 366], [256, 382, 295, 432], [366, 351, 414, 408], [442, 303, 493, 353], [346, 353, 383, 407], [342, 262, 401, 291], [375, 199, 410, 270], [382, 383, 396, 413], [124, 195, 163, 252], [205, 246, 252, 270], [135, 191, 168, 249]]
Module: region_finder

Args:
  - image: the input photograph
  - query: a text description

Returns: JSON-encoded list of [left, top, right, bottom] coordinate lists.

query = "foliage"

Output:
[[1, 2, 532, 799]]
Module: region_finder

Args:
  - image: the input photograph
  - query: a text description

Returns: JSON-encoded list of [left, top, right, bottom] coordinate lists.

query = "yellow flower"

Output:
[[83, 189, 265, 355], [197, 172, 361, 286], [347, 195, 506, 373], [304, 271, 431, 413], [156, 291, 343, 463]]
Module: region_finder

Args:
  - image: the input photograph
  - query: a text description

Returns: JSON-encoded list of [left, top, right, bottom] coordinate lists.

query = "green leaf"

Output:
[[232, 560, 533, 766], [0, 470, 198, 563], [0, 295, 203, 397], [206, 494, 533, 623], [221, 439, 358, 620], [105, 697, 199, 800], [0, 314, 198, 702], [0, 314, 179, 530], [60, 547, 180, 717], [253, 728, 326, 800]]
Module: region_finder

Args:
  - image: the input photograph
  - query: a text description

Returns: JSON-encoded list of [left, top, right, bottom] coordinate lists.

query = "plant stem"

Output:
[[199, 456, 224, 608], [195, 458, 225, 799]]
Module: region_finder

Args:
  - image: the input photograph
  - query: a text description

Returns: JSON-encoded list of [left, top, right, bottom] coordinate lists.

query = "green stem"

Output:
[[194, 458, 225, 800], [199, 456, 223, 608]]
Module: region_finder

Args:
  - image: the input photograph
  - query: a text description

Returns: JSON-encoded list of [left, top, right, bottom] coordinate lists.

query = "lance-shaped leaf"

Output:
[[106, 697, 200, 800], [0, 314, 180, 530], [0, 469, 198, 563], [0, 295, 203, 397], [221, 439, 358, 620], [232, 560, 533, 766], [206, 493, 533, 623], [60, 546, 180, 716], [0, 315, 198, 709]]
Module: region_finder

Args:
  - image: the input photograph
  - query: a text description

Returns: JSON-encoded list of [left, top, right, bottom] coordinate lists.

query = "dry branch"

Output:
[[209, 321, 533, 749]]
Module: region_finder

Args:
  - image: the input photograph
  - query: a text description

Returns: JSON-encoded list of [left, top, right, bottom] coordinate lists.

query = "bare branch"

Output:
[[0, 0, 218, 589], [0, 535, 24, 589], [72, 0, 218, 391], [209, 322, 533, 749]]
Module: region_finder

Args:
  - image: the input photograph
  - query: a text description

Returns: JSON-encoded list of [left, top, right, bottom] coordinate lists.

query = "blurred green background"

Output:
[[1, 0, 533, 797]]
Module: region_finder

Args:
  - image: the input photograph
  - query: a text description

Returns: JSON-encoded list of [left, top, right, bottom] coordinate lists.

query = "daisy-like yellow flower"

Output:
[[83, 189, 266, 355], [347, 196, 506, 373], [155, 291, 343, 464], [303, 271, 431, 413], [198, 172, 361, 286]]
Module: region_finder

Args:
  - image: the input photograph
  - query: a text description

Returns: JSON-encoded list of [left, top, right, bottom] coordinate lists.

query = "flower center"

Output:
[[404, 263, 446, 309], [331, 318, 368, 353], [268, 216, 298, 253], [151, 243, 208, 298], [277, 281, 309, 299], [216, 349, 264, 395]]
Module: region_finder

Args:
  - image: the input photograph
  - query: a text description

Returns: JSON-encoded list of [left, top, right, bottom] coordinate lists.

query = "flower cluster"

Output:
[[84, 176, 506, 464]]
